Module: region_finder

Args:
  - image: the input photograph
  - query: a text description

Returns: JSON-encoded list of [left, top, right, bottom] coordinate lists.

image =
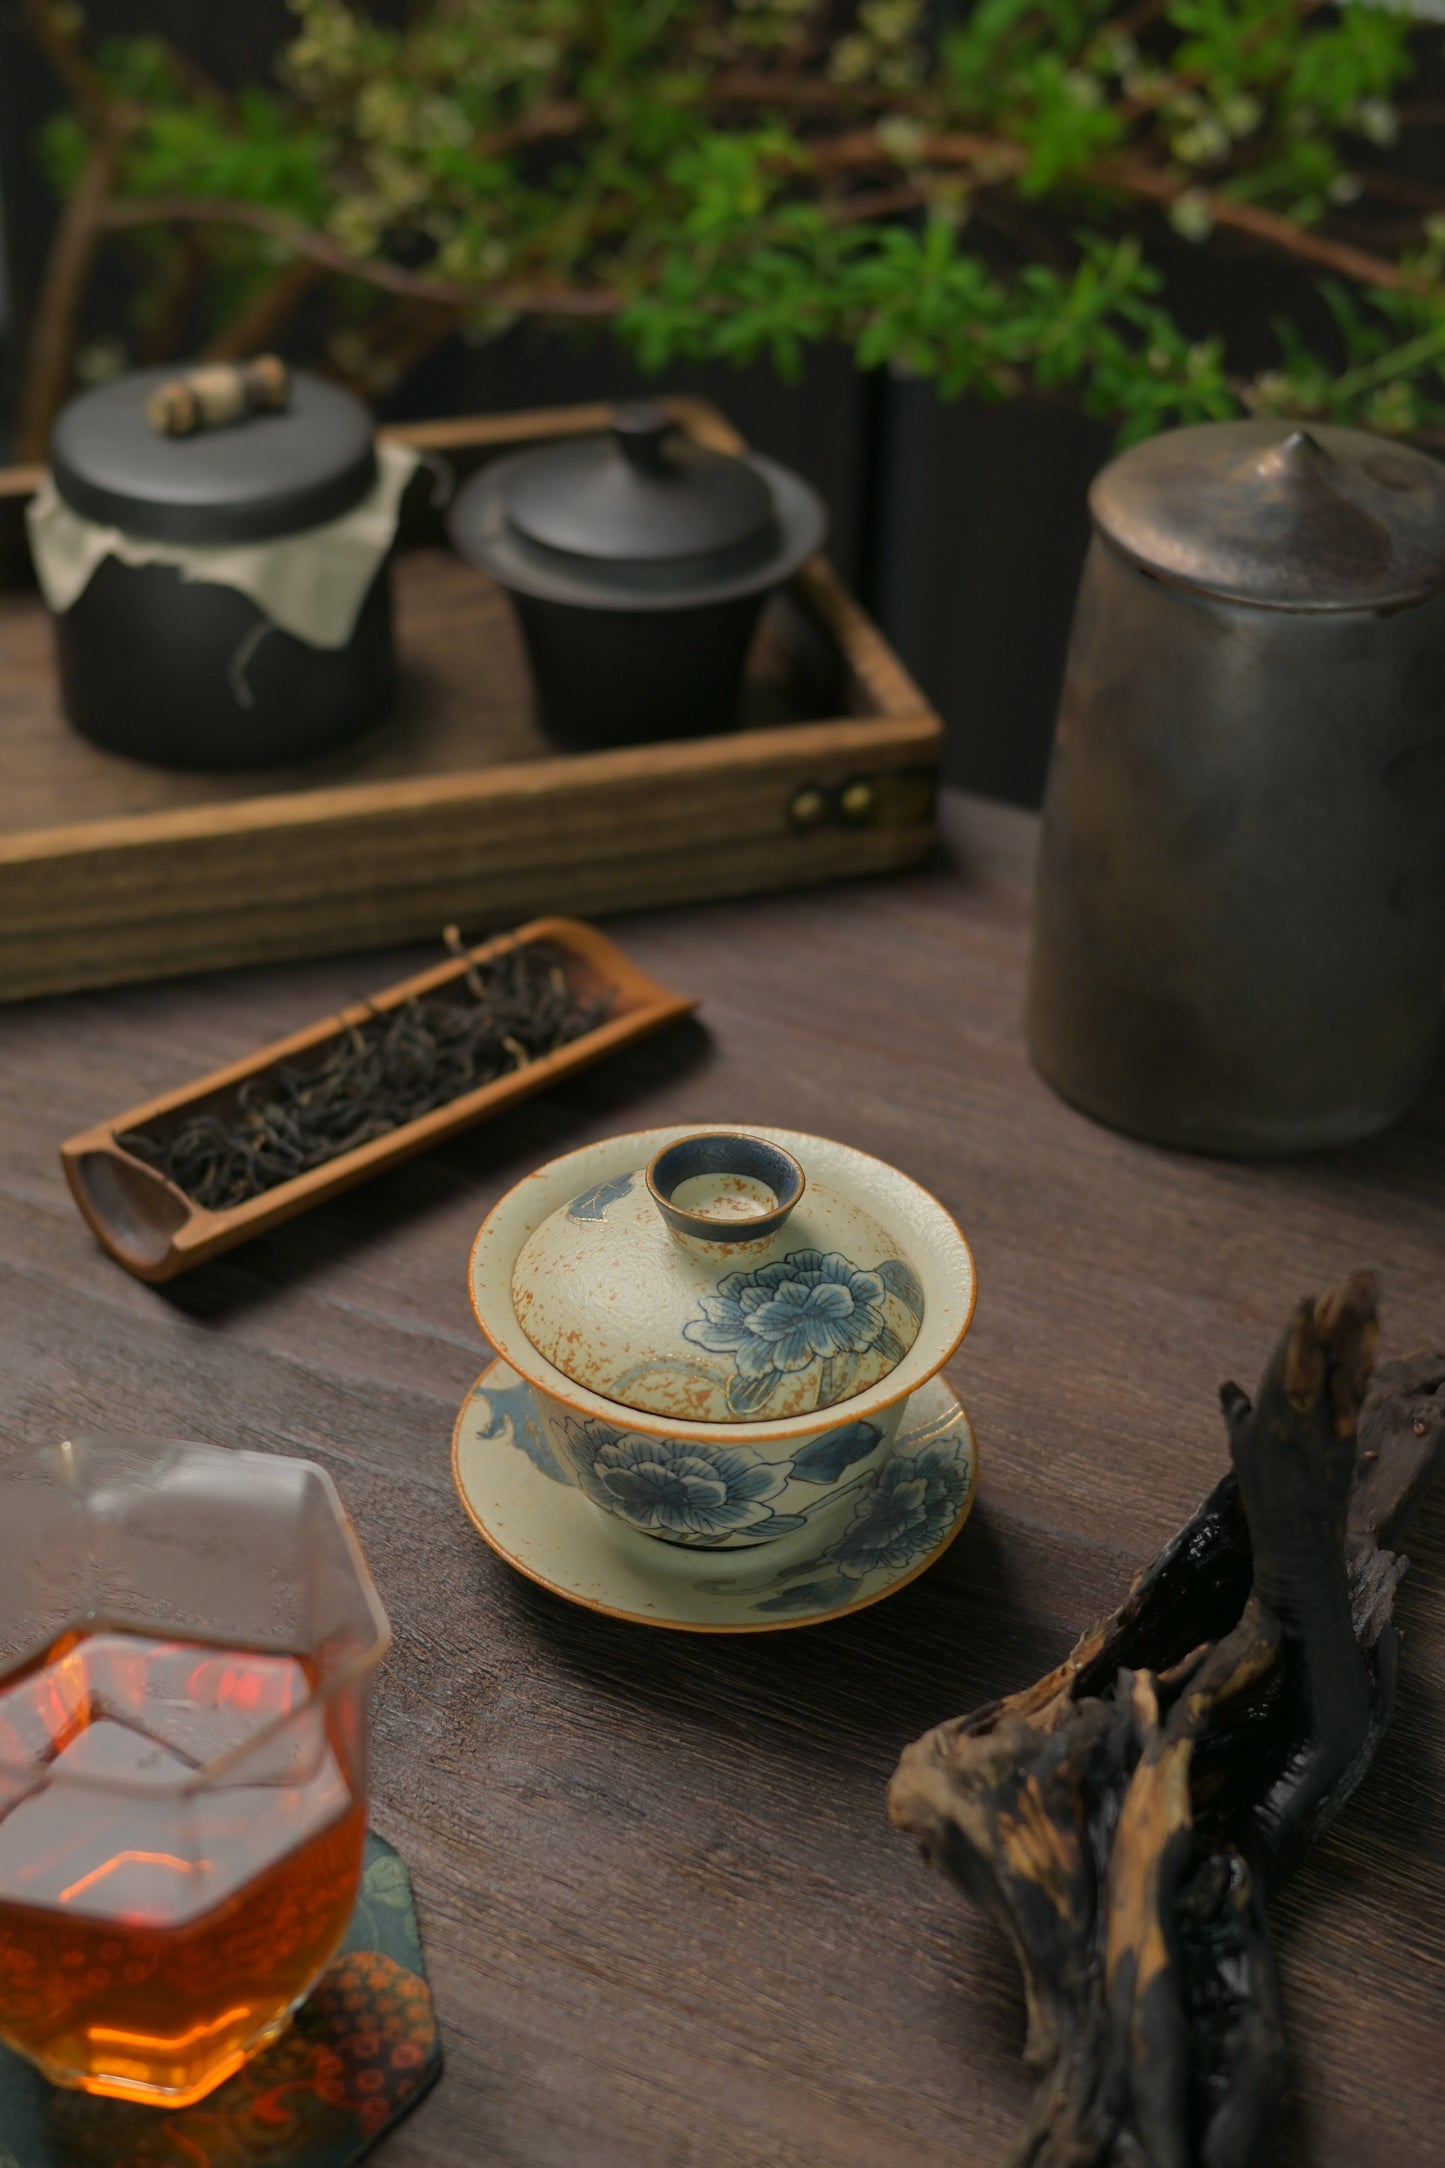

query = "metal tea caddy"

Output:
[[1028, 419, 1445, 1154]]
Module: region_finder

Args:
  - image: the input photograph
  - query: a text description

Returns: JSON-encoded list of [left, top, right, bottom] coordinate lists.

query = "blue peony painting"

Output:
[[682, 1247, 909, 1416]]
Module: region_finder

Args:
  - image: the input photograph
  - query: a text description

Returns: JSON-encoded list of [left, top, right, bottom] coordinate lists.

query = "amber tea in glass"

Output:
[[0, 1438, 389, 2106]]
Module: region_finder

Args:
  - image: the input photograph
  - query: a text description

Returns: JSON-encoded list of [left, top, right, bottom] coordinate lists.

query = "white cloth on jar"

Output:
[[25, 440, 420, 649]]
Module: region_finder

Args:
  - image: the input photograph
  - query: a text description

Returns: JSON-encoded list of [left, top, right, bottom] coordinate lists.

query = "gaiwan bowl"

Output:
[[468, 1124, 977, 1551]]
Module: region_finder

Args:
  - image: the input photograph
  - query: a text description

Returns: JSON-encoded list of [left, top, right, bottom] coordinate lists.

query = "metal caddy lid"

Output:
[[1089, 419, 1445, 613]]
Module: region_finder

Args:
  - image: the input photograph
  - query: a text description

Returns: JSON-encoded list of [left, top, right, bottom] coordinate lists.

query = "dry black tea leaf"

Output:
[[120, 942, 609, 1211]]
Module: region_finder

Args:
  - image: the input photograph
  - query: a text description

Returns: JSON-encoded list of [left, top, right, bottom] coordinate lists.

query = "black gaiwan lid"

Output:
[[50, 367, 378, 546], [1091, 419, 1445, 612], [448, 400, 827, 612]]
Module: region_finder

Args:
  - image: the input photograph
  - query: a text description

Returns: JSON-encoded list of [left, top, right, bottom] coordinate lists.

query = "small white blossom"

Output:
[[1170, 188, 1215, 243], [877, 115, 928, 165], [1172, 118, 1230, 166], [828, 32, 872, 83], [1354, 98, 1399, 146], [76, 338, 128, 386], [1065, 69, 1104, 109]]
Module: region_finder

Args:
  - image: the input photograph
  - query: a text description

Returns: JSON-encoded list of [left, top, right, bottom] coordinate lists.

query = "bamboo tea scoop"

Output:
[[61, 918, 695, 1282]]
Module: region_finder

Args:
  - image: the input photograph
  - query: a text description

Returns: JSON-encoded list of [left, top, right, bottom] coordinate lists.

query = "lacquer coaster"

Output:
[[0, 1833, 441, 2168], [453, 1359, 978, 1631]]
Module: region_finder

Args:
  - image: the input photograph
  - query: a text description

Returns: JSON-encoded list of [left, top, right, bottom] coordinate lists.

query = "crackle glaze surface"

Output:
[[512, 1160, 924, 1424], [451, 1359, 977, 1631]]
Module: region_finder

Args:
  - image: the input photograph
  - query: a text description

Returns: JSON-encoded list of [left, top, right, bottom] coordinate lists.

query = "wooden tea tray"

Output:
[[0, 399, 940, 1003]]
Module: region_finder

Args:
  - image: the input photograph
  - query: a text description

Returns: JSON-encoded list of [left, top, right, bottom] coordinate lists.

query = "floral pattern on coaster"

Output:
[[0, 1835, 440, 2168]]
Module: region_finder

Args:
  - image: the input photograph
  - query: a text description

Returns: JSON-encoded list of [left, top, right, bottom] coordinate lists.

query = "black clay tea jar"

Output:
[[447, 401, 826, 750], [1028, 419, 1445, 1154], [29, 366, 410, 769]]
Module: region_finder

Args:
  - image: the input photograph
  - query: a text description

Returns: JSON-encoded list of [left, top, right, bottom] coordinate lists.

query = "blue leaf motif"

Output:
[[879, 1258, 925, 1321], [790, 1419, 883, 1485], [567, 1171, 636, 1221], [725, 1369, 780, 1418], [476, 1384, 566, 1483], [751, 1574, 854, 1615], [816, 1354, 851, 1407]]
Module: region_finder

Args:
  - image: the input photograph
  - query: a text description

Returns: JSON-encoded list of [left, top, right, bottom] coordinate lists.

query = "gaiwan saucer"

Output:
[[451, 1361, 977, 1633]]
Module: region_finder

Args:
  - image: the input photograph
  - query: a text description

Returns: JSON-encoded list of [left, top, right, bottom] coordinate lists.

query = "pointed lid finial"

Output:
[[1090, 419, 1445, 610]]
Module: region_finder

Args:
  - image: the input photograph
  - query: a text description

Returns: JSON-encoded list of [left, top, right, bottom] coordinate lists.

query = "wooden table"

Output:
[[3, 792, 1443, 2167]]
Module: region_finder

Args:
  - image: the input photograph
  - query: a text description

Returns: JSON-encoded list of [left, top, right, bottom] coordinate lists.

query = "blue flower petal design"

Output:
[[476, 1382, 566, 1483], [827, 1439, 972, 1580], [791, 1419, 883, 1485], [733, 1430, 972, 1615], [682, 1247, 908, 1416], [562, 1417, 793, 1542], [566, 1171, 636, 1221]]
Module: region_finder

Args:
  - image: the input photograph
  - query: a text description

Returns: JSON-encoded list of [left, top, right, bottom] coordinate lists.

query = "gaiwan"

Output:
[[469, 1128, 976, 1549]]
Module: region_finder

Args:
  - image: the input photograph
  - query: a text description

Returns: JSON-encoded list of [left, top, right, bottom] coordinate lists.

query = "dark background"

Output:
[[0, 0, 1382, 806]]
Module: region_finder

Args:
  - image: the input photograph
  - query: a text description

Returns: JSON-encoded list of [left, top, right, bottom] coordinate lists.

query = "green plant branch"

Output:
[[94, 195, 622, 318], [21, 0, 112, 119], [1330, 318, 1445, 403], [17, 117, 132, 459], [1094, 154, 1434, 297], [806, 129, 1430, 298], [91, 139, 1424, 335], [203, 257, 328, 361], [17, 0, 1445, 449]]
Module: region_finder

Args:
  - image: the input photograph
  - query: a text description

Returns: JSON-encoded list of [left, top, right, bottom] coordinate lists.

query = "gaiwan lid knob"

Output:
[[505, 401, 780, 565], [510, 1132, 925, 1424]]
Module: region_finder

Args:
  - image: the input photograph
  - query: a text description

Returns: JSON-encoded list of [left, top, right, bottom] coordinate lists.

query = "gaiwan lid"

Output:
[[447, 401, 827, 613], [1091, 419, 1445, 613], [50, 366, 378, 546], [511, 1132, 924, 1424]]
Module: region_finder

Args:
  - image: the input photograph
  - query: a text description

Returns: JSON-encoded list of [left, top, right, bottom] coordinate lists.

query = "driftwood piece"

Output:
[[889, 1276, 1445, 2168]]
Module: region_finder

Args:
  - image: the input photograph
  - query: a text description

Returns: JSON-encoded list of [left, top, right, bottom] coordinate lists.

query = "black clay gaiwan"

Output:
[[447, 402, 827, 750], [33, 366, 398, 770]]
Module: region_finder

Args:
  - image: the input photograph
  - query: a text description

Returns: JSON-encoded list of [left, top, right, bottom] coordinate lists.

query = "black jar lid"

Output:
[[50, 366, 379, 546], [1091, 419, 1445, 612], [448, 401, 827, 613]]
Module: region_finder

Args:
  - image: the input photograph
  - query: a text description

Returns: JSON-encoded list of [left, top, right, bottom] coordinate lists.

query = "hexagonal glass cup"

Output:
[[0, 1437, 390, 2107]]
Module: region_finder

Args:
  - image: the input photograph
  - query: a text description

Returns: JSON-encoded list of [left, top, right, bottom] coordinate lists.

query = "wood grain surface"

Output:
[[2, 791, 1442, 2167]]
